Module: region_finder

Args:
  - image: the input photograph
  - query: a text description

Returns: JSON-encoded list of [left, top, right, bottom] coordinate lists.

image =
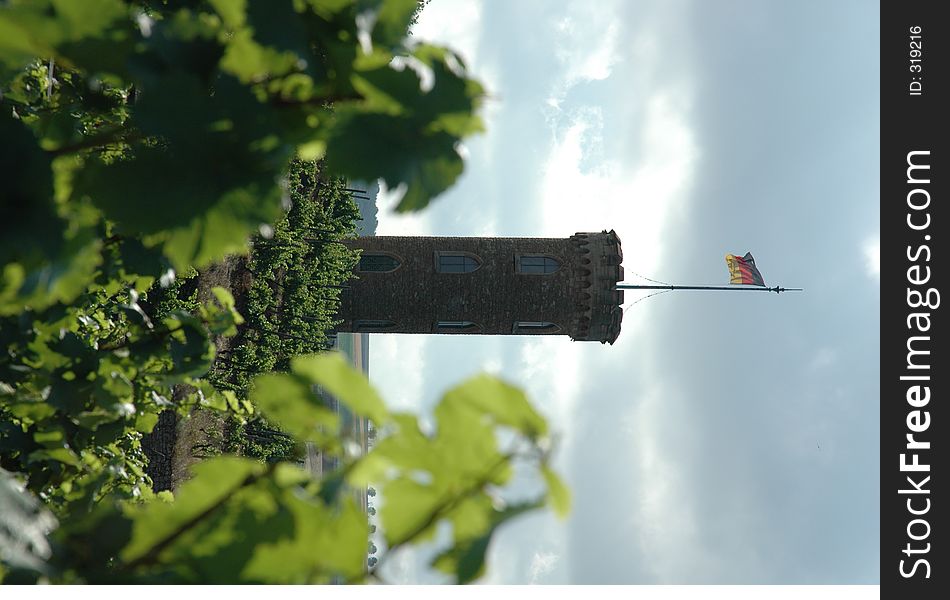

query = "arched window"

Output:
[[437, 253, 480, 273], [517, 255, 560, 274], [358, 254, 400, 272], [437, 321, 478, 332], [513, 321, 560, 334], [354, 319, 396, 331]]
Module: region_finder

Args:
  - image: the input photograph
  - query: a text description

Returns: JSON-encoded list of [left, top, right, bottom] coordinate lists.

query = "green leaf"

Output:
[[134, 411, 160, 434], [431, 501, 542, 584], [117, 238, 168, 281], [48, 0, 128, 42], [74, 410, 119, 430], [242, 490, 368, 583], [347, 413, 433, 485], [120, 457, 266, 564], [210, 287, 237, 313], [208, 0, 248, 29], [0, 0, 131, 74], [291, 353, 388, 424], [378, 478, 441, 546], [249, 372, 339, 442], [453, 533, 491, 584], [75, 71, 290, 270], [118, 458, 367, 583], [219, 0, 308, 83], [0, 113, 101, 315], [440, 374, 548, 440], [27, 447, 80, 468], [323, 110, 465, 212], [431, 397, 503, 484], [541, 465, 571, 519], [5, 401, 56, 423], [166, 314, 214, 377], [369, 0, 418, 51], [447, 493, 493, 542]]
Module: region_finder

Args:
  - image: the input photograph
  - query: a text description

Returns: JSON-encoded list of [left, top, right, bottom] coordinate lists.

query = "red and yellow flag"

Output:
[[725, 252, 766, 286]]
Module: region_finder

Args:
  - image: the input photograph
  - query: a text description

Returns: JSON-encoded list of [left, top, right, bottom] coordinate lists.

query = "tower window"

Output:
[[354, 319, 396, 331], [358, 254, 401, 272], [437, 253, 480, 273], [517, 255, 561, 274], [437, 320, 478, 332], [513, 321, 560, 334]]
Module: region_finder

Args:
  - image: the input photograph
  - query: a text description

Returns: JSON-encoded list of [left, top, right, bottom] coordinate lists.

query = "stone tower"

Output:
[[336, 230, 624, 344]]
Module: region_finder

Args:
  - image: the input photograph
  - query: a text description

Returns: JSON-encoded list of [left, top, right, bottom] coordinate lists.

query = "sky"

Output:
[[366, 0, 880, 584]]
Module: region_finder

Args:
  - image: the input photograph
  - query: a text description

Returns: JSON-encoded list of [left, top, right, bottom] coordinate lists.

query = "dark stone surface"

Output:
[[337, 231, 624, 343], [142, 410, 177, 492]]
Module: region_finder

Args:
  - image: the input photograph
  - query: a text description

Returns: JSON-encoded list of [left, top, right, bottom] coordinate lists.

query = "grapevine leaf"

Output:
[[541, 465, 571, 519], [250, 372, 339, 442], [120, 457, 266, 565], [291, 352, 388, 425]]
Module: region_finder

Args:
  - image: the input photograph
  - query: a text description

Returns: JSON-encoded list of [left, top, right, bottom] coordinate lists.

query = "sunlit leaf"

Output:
[[542, 465, 571, 519], [441, 374, 548, 440], [120, 457, 265, 564], [242, 488, 367, 583], [291, 353, 388, 424], [250, 372, 339, 442], [378, 478, 441, 546]]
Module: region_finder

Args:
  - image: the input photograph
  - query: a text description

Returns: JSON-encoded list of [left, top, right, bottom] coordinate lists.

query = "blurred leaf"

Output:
[[378, 478, 441, 546], [431, 501, 541, 584], [208, 0, 247, 29], [219, 0, 307, 83], [250, 372, 339, 442], [447, 493, 493, 543], [120, 457, 265, 565], [0, 468, 57, 575], [119, 458, 366, 583], [324, 110, 464, 212], [166, 313, 214, 377], [0, 0, 132, 75], [291, 352, 388, 424], [541, 465, 571, 519], [134, 411, 160, 433], [440, 374, 548, 440], [369, 0, 418, 51], [52, 495, 133, 576], [242, 485, 368, 583], [117, 238, 168, 281], [0, 114, 61, 310], [27, 447, 80, 468]]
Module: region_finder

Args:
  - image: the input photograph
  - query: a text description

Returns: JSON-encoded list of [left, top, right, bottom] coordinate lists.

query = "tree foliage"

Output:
[[1, 0, 484, 314], [0, 0, 569, 585]]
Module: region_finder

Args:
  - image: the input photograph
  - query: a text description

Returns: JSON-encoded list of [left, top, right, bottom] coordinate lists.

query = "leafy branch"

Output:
[[350, 452, 514, 584], [119, 462, 278, 572]]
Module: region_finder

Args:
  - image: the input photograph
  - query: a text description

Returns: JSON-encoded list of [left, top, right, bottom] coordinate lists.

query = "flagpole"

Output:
[[616, 284, 803, 294]]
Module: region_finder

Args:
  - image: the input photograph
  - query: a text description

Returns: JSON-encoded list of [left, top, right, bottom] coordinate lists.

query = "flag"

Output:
[[725, 252, 766, 286]]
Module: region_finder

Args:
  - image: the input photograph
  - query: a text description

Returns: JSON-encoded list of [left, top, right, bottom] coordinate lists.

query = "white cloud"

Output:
[[410, 0, 482, 71], [369, 334, 430, 412], [626, 386, 702, 581], [481, 357, 502, 375], [518, 338, 581, 436], [863, 237, 879, 280], [554, 17, 619, 85], [528, 551, 560, 584], [375, 180, 434, 236], [807, 347, 839, 372], [537, 91, 698, 330], [547, 0, 623, 106]]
